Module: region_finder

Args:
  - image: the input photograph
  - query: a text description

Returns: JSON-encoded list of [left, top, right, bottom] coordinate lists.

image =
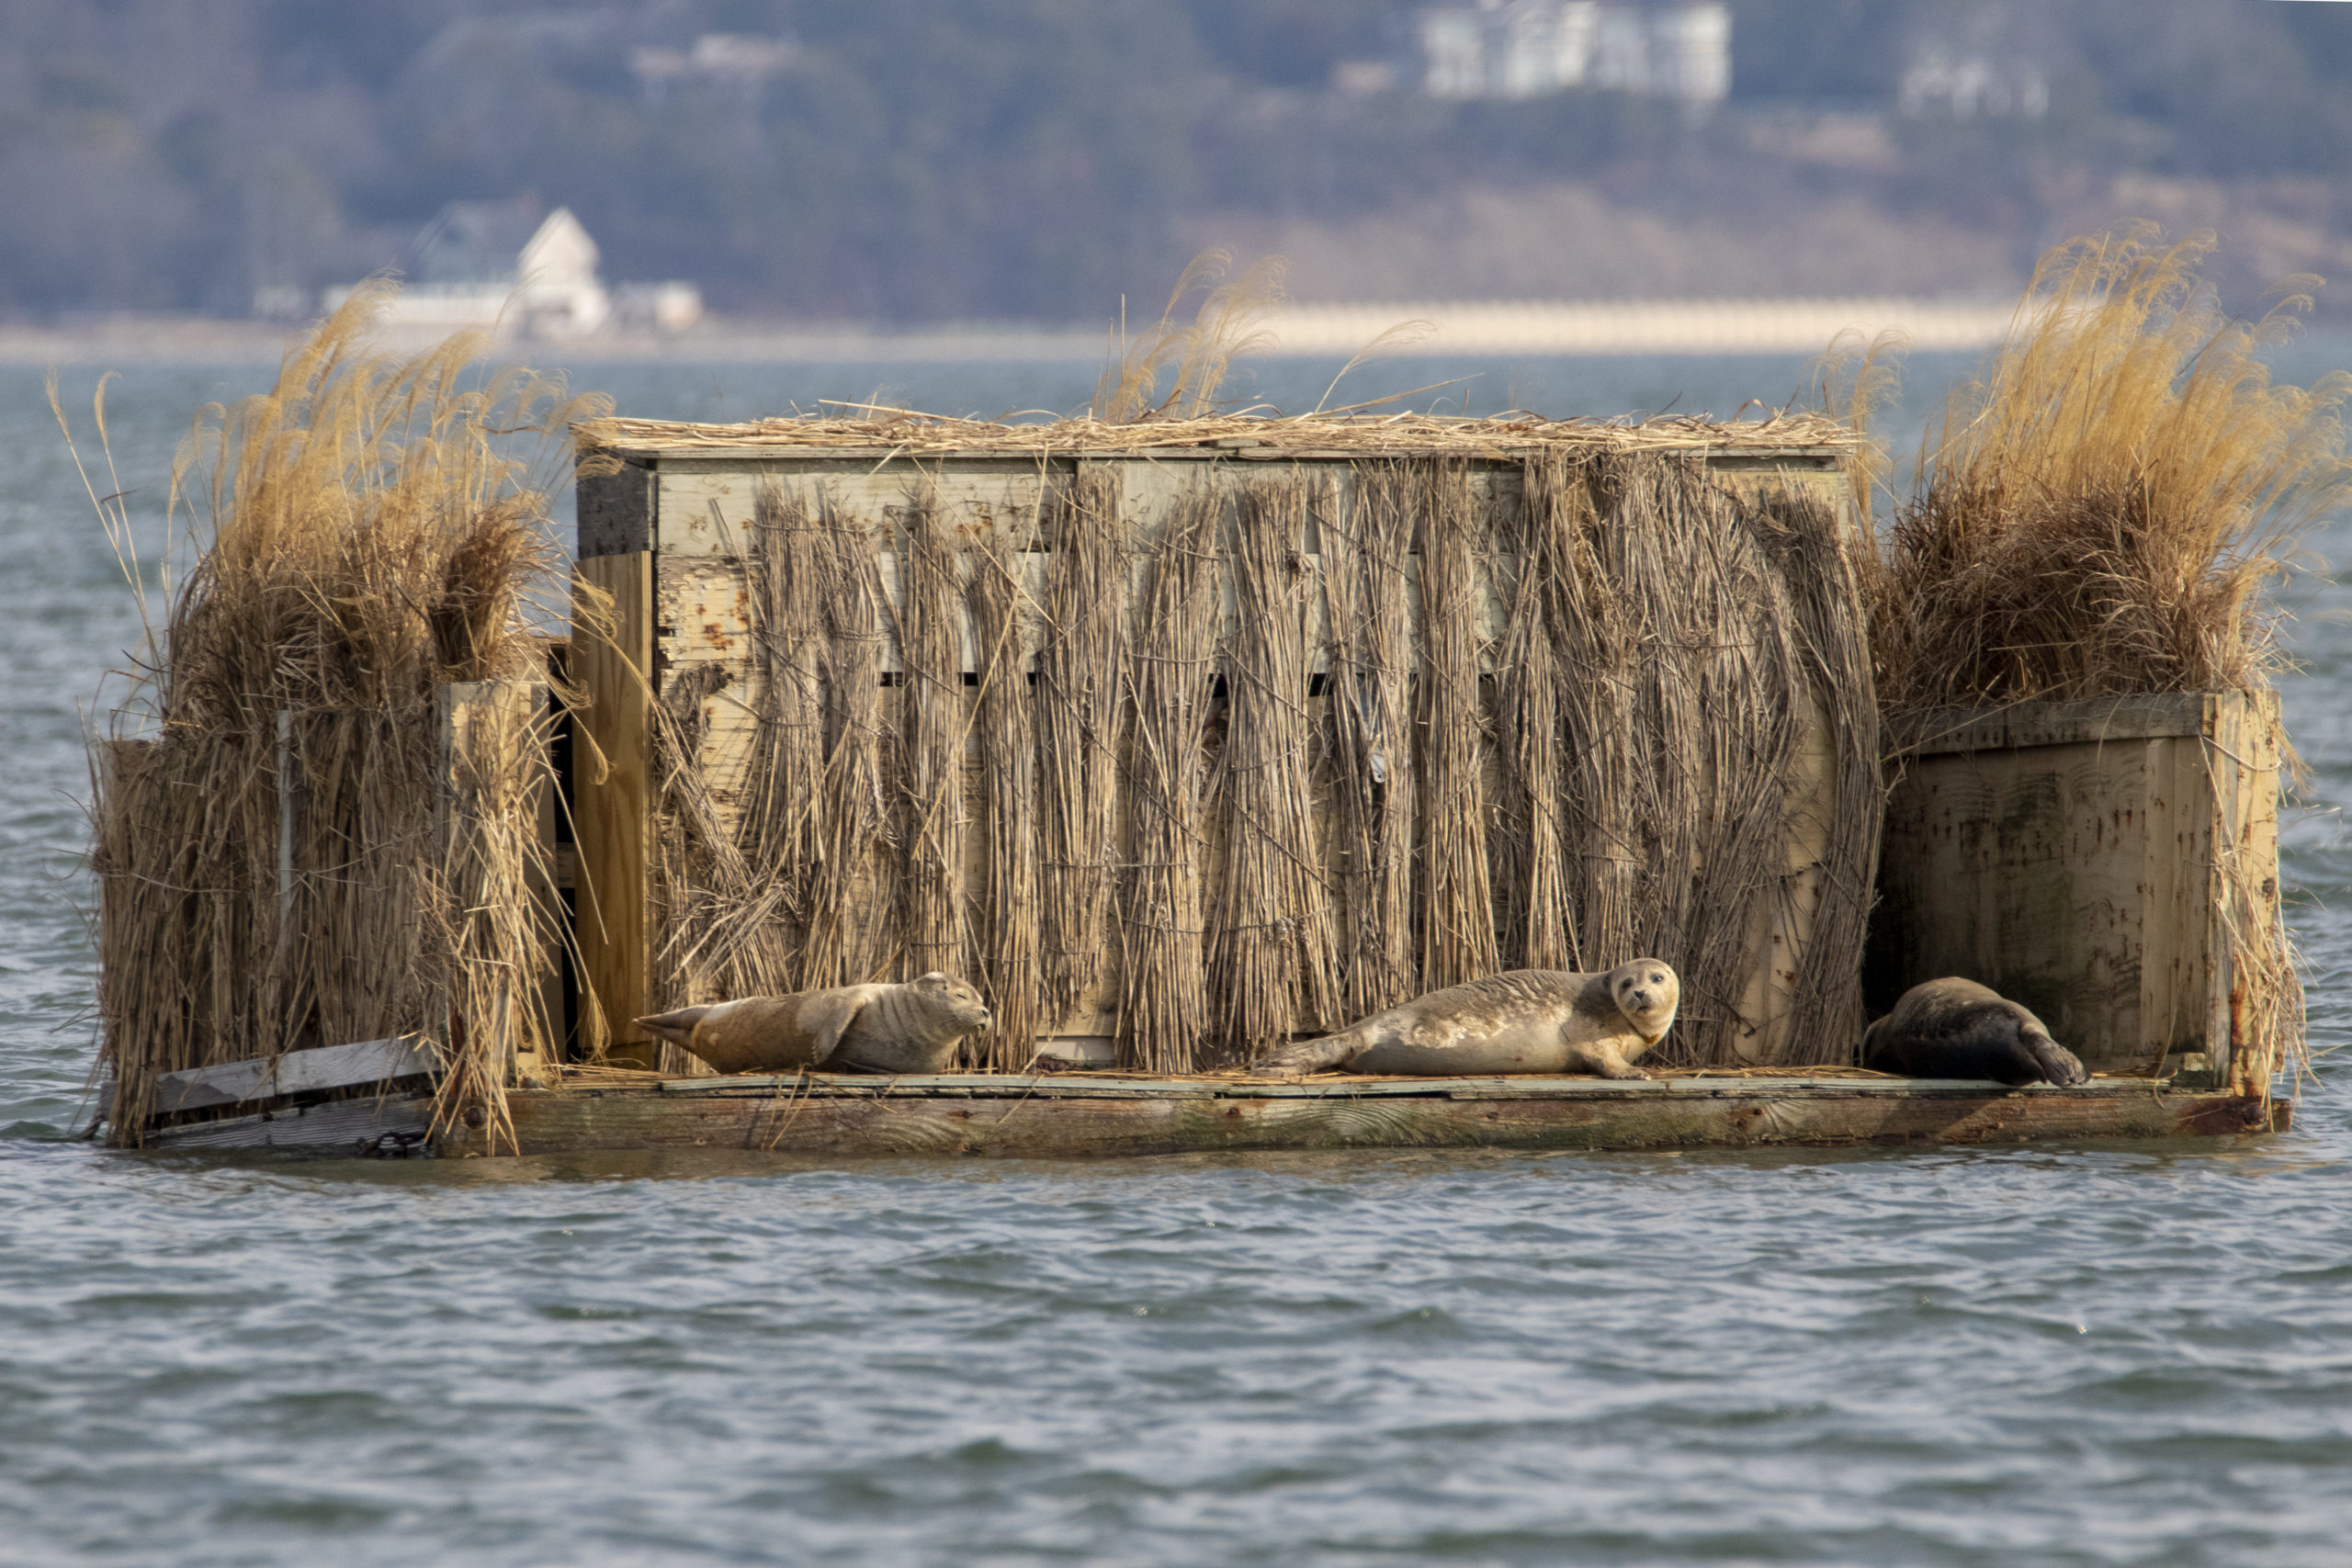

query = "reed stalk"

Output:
[[892, 488, 969, 982], [1035, 469, 1125, 1030], [1322, 464, 1419, 1015], [1415, 461, 1499, 991], [1209, 477, 1340, 1058], [971, 528, 1042, 1066], [1119, 482, 1223, 1071]]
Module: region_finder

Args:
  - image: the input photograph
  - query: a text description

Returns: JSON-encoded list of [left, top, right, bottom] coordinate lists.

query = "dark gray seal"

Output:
[[1862, 977, 2088, 1086], [636, 972, 992, 1076], [1251, 960, 1679, 1078]]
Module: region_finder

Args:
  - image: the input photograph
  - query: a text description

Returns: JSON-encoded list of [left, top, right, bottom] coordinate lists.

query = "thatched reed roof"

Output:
[[575, 410, 1860, 464]]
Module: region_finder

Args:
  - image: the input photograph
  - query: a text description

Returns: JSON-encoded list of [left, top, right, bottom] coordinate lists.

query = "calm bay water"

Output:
[[5, 350, 2352, 1567]]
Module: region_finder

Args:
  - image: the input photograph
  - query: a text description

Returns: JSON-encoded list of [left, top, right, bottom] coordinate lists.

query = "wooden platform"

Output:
[[140, 1070, 2290, 1157]]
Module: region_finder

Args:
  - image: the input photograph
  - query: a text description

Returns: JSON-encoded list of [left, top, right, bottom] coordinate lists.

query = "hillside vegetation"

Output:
[[5, 0, 2352, 320]]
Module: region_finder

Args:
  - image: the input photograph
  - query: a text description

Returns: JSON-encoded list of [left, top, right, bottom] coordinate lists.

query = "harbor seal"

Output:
[[635, 972, 991, 1076], [1862, 977, 2088, 1086], [1251, 960, 1679, 1078]]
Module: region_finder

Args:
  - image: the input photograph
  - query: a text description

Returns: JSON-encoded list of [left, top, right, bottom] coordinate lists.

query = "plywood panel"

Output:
[[573, 552, 656, 1067], [614, 450, 1875, 1073], [1871, 692, 2284, 1078], [656, 460, 1053, 561]]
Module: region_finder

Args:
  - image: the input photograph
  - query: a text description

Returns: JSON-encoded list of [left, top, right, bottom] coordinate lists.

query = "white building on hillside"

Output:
[[322, 200, 703, 338], [1419, 1, 1728, 106]]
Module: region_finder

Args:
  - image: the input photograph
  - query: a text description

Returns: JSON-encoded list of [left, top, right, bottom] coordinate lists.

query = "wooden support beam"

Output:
[[572, 552, 657, 1068]]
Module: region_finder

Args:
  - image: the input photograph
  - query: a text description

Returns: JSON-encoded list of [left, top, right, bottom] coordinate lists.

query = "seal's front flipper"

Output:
[[1251, 1033, 1356, 1077], [1585, 1046, 1650, 1081], [797, 993, 869, 1068]]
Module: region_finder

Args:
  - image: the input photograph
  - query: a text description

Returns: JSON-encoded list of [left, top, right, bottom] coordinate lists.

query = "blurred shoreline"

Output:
[[0, 297, 2028, 367]]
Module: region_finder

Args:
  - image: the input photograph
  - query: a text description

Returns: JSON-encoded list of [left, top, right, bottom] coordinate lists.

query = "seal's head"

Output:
[[910, 971, 992, 1037], [1611, 959, 1679, 1043]]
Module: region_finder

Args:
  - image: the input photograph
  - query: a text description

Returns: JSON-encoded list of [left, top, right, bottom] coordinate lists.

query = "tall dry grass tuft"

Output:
[[1093, 249, 1287, 423], [82, 278, 603, 1144], [1876, 225, 2352, 712]]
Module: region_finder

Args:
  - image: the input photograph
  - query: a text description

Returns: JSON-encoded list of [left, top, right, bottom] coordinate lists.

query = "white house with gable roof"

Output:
[[320, 199, 702, 338]]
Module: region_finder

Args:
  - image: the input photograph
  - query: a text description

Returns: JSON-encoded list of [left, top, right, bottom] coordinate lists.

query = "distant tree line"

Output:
[[1, 0, 2348, 319]]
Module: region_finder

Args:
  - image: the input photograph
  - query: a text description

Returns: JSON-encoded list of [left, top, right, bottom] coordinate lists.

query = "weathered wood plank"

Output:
[[577, 460, 655, 557], [652, 1070, 2054, 1100], [582, 445, 1855, 468], [654, 462, 1052, 561], [469, 1080, 2282, 1158], [153, 1036, 435, 1114], [1890, 693, 2265, 758], [147, 1092, 435, 1152], [574, 552, 657, 1067]]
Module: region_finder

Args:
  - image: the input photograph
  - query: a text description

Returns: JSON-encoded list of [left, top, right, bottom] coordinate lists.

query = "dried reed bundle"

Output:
[[1118, 483, 1224, 1071], [1751, 486, 1885, 1061], [649, 482, 909, 1047], [1878, 225, 2352, 712], [430, 682, 560, 1140], [278, 707, 438, 1050], [2216, 769, 2301, 1095], [1531, 453, 1645, 979], [1034, 469, 1125, 1028], [1415, 462, 1499, 990], [647, 657, 792, 1073], [742, 480, 834, 935], [79, 279, 597, 1143], [1209, 478, 1340, 1057], [1321, 465, 1419, 1016], [970, 530, 1042, 1066], [1641, 462, 1808, 1066], [1523, 451, 1873, 1066], [1493, 480, 1576, 971], [891, 490, 969, 981], [805, 509, 894, 987]]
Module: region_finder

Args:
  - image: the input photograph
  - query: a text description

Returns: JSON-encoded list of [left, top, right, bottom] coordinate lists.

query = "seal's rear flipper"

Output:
[[1251, 1033, 1355, 1077], [636, 1007, 708, 1047], [2024, 1028, 2089, 1086]]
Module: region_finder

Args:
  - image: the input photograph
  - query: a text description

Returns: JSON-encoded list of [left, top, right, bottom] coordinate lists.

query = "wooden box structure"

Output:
[[93, 407, 2304, 1157], [564, 414, 1886, 1076], [1869, 693, 2294, 1094]]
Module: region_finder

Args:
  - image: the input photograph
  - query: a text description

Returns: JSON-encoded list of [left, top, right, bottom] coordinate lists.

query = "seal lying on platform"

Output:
[[1862, 977, 2089, 1086], [635, 972, 992, 1076], [1251, 961, 1679, 1078]]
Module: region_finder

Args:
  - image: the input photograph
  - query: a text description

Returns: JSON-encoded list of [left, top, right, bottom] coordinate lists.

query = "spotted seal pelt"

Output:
[[1862, 977, 2088, 1086], [1251, 960, 1679, 1078], [635, 972, 992, 1076]]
